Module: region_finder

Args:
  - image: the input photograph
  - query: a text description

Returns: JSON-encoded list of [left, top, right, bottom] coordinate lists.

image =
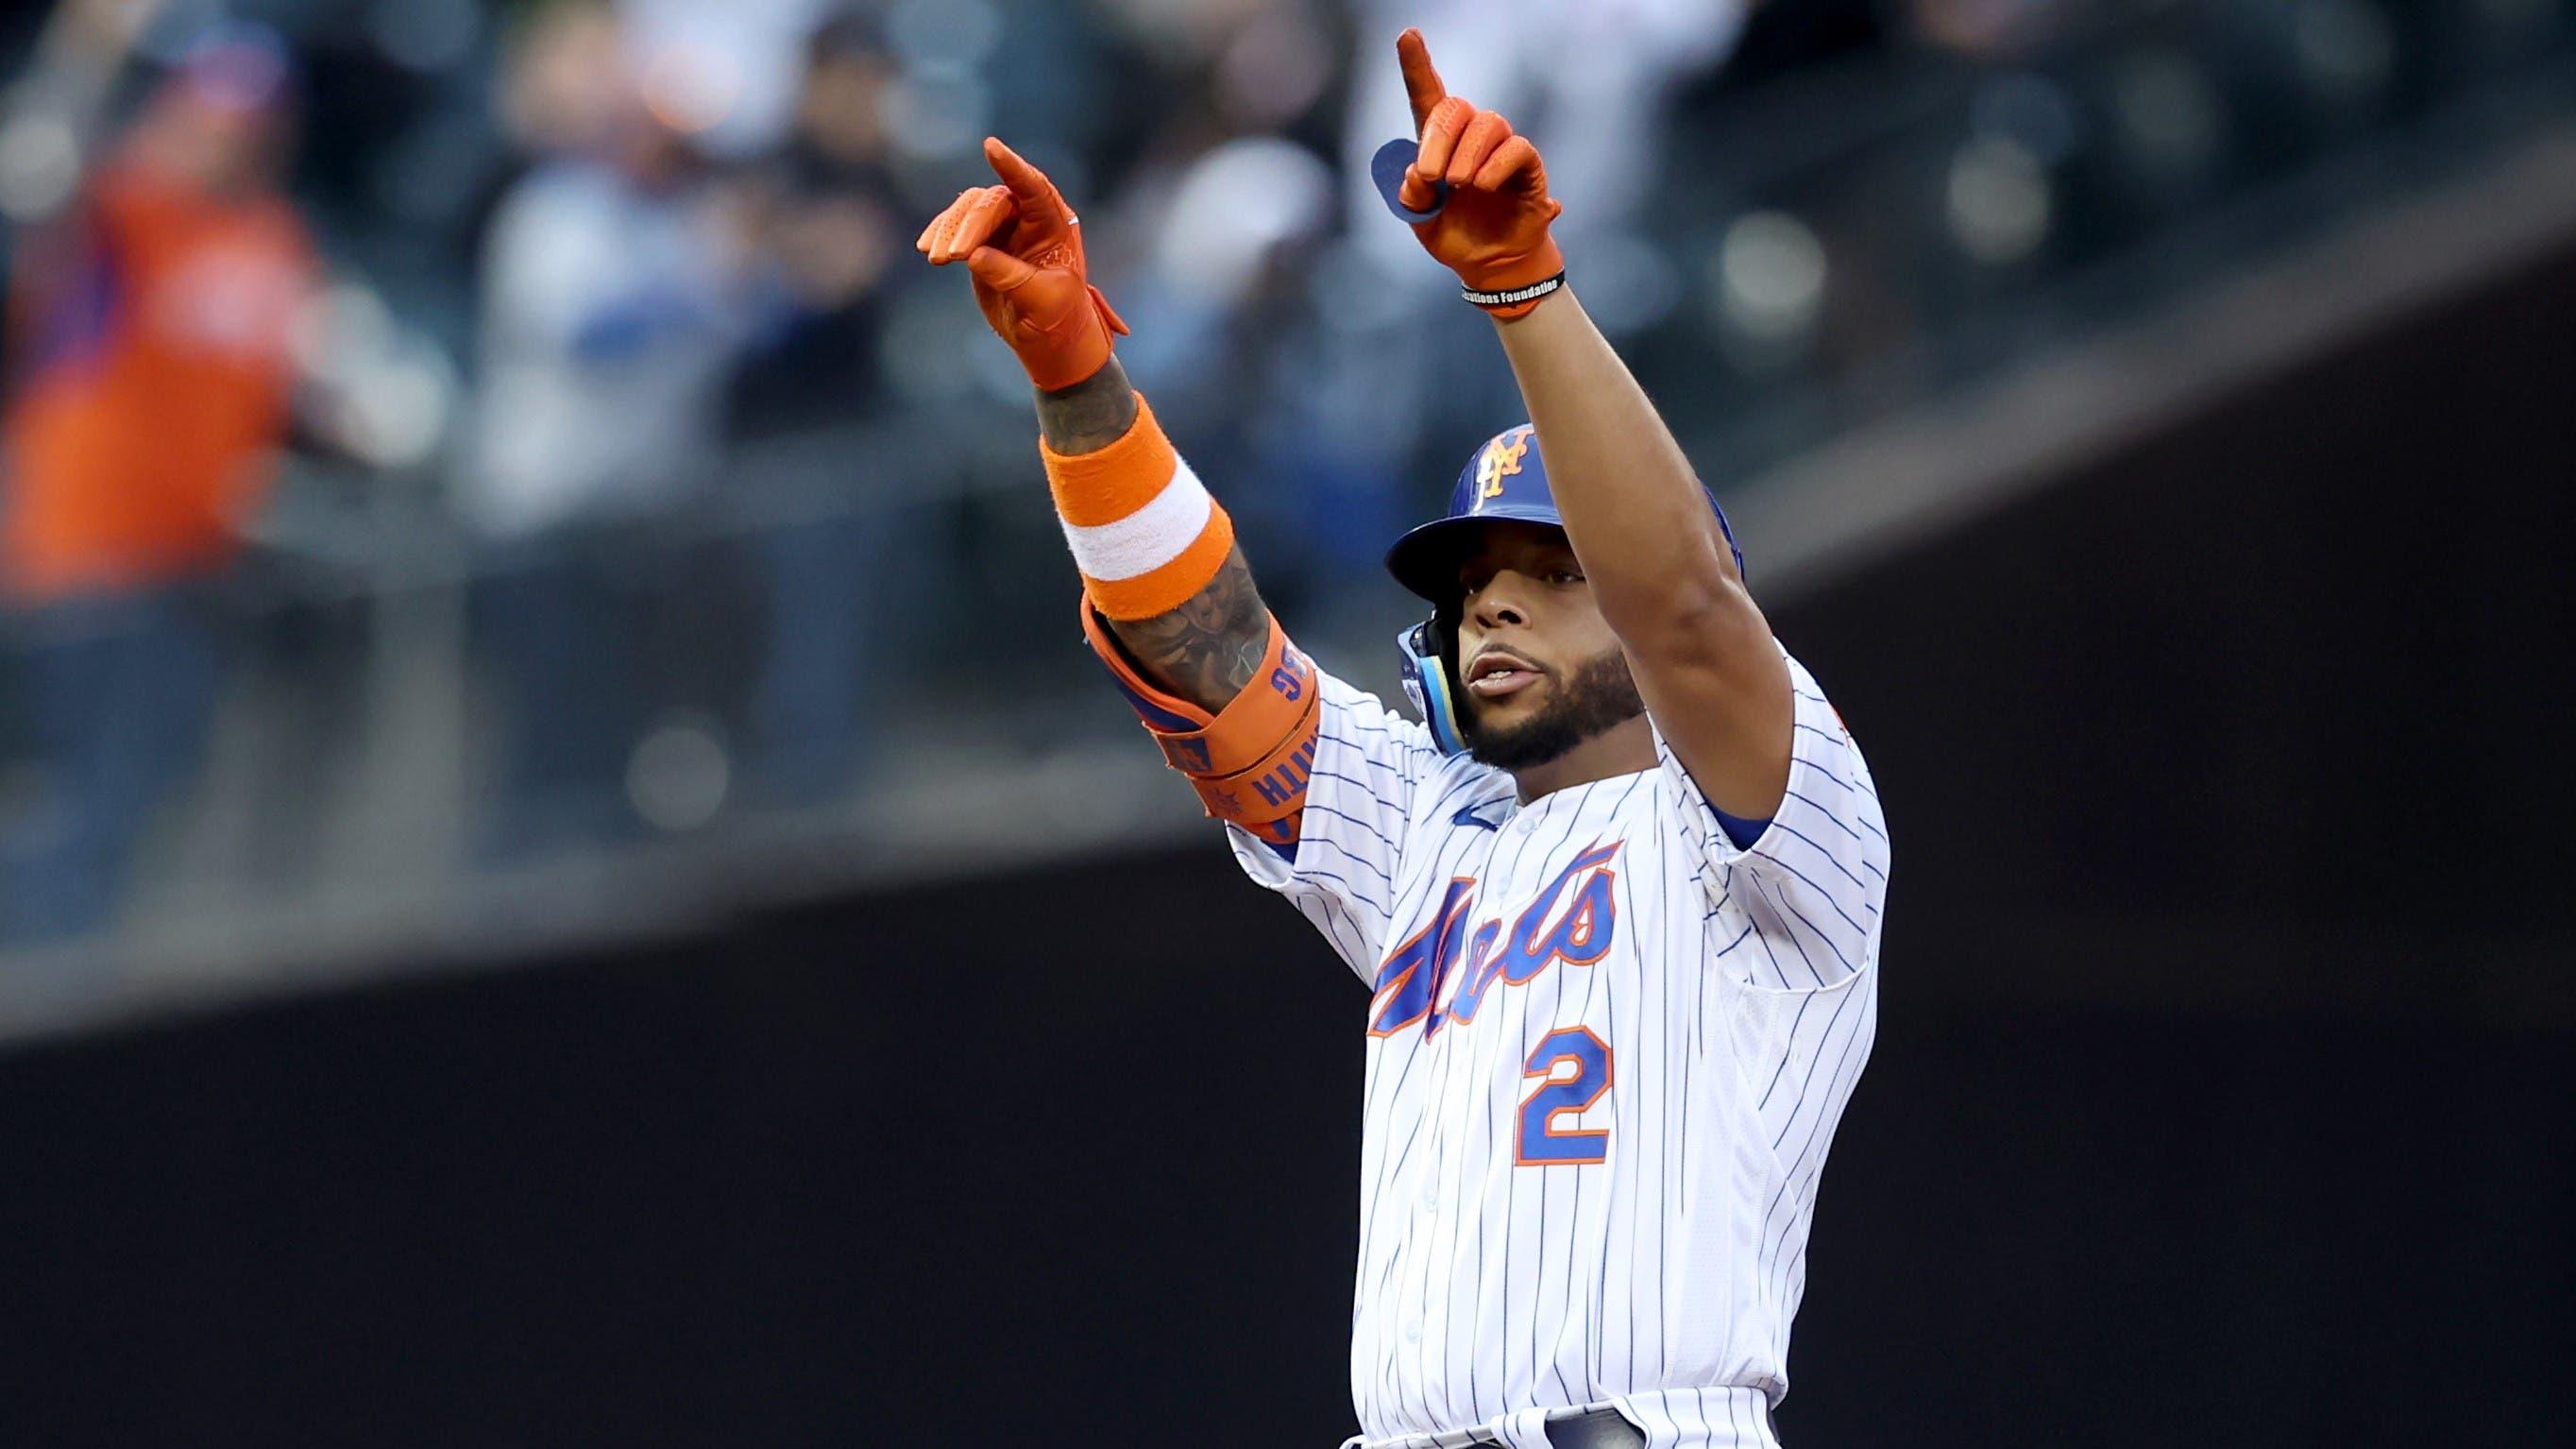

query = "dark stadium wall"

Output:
[[2, 246, 2570, 1447]]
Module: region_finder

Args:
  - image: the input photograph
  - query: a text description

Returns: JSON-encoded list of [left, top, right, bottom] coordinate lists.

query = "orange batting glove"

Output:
[[1395, 27, 1566, 319], [917, 136, 1128, 392]]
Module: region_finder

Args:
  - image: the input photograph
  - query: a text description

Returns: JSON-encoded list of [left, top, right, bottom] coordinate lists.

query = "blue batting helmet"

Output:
[[1387, 424, 1745, 756]]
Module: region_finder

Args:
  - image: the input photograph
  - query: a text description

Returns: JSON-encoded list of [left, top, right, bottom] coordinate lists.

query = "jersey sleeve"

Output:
[[1227, 672, 1446, 983], [1656, 652, 1890, 990]]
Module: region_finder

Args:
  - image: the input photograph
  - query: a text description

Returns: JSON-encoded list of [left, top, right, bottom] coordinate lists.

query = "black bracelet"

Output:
[[1462, 272, 1566, 310]]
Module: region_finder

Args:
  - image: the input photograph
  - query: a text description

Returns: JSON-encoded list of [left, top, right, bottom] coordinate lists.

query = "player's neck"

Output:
[[1509, 713, 1656, 804]]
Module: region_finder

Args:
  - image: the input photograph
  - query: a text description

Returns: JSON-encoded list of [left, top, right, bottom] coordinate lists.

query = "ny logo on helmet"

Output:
[[1474, 428, 1534, 503]]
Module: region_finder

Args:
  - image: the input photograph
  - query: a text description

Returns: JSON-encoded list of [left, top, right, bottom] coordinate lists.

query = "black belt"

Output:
[[1452, 1407, 1641, 1449], [1541, 1408, 1648, 1449]]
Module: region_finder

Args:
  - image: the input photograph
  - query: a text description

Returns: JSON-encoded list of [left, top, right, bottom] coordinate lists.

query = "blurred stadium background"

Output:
[[0, 0, 2569, 1443]]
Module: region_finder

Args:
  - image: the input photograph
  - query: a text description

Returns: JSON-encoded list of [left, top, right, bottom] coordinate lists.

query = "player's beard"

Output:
[[1460, 647, 1647, 771]]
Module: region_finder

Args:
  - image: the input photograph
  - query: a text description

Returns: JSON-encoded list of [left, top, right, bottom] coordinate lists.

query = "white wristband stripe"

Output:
[[1059, 455, 1212, 582]]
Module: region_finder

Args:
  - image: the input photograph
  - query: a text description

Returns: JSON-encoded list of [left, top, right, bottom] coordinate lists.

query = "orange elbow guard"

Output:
[[1080, 600, 1318, 847]]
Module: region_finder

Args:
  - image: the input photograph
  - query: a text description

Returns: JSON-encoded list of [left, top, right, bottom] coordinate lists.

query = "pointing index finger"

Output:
[[1397, 27, 1447, 136], [983, 136, 1070, 224]]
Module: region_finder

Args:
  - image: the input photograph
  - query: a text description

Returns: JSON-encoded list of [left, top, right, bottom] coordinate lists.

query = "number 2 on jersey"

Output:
[[1516, 1026, 1613, 1166]]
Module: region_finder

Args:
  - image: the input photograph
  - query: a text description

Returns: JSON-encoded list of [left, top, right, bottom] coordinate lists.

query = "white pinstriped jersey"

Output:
[[1229, 648, 1889, 1449]]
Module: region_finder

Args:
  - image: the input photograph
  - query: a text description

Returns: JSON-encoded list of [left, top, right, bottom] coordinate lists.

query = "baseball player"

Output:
[[919, 28, 1889, 1449]]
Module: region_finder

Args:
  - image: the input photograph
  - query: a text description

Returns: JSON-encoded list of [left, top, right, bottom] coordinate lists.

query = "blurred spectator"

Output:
[[727, 10, 908, 802], [728, 9, 902, 438], [0, 26, 317, 941], [467, 1, 753, 540], [463, 1, 760, 854], [619, 0, 836, 161]]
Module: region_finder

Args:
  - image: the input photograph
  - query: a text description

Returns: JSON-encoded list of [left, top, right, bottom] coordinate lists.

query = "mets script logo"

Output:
[[1367, 841, 1620, 1037], [1473, 427, 1534, 505]]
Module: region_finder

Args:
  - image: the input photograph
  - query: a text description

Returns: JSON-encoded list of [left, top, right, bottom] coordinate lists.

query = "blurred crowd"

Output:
[[0, 0, 2566, 947]]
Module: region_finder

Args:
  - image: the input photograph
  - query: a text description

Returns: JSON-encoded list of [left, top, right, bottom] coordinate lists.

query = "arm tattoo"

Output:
[[1107, 546, 1273, 714], [1035, 359, 1141, 454], [1040, 359, 1275, 711]]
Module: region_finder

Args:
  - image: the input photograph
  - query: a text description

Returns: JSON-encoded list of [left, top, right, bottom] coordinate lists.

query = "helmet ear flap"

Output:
[[1396, 613, 1468, 757]]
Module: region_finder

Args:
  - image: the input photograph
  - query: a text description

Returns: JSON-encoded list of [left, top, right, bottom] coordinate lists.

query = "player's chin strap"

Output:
[[1397, 619, 1468, 758]]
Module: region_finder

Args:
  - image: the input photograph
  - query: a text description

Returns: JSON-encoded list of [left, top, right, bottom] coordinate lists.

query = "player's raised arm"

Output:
[[917, 139, 1276, 713], [918, 138, 1320, 855], [1018, 360, 1274, 714], [1386, 28, 1795, 823]]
